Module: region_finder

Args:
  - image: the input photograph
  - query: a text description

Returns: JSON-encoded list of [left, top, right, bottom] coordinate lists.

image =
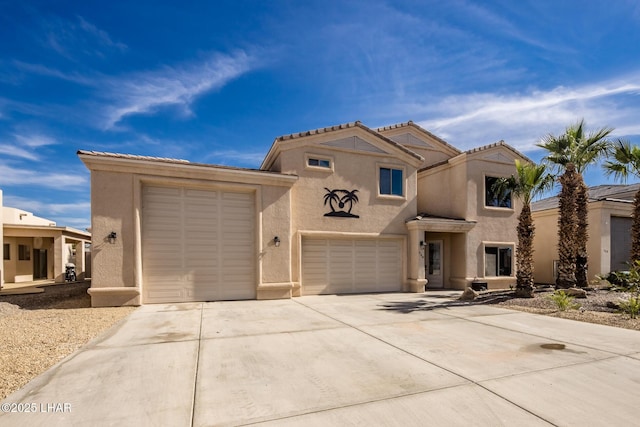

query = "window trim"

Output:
[[483, 174, 514, 210], [482, 242, 515, 278], [304, 153, 334, 172], [377, 163, 406, 199]]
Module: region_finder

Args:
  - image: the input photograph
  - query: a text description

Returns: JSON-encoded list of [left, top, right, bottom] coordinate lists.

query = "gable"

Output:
[[387, 133, 437, 149], [480, 152, 515, 164], [320, 136, 388, 154]]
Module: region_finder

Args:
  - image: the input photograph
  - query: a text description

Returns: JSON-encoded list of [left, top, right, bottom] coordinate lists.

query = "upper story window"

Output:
[[18, 244, 30, 261], [308, 158, 330, 168], [3, 243, 9, 260], [485, 176, 512, 208], [379, 167, 404, 196], [305, 154, 333, 172]]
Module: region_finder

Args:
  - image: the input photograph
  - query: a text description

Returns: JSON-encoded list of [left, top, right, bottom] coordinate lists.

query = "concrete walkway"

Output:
[[2, 292, 640, 426]]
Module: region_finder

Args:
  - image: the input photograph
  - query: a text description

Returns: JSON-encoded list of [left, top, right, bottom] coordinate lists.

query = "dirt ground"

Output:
[[0, 282, 136, 400]]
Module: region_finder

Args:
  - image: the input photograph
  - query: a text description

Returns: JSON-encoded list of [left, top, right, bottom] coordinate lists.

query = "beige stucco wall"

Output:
[[417, 149, 521, 289], [3, 207, 56, 226], [533, 201, 634, 285], [83, 156, 297, 306], [272, 128, 421, 291]]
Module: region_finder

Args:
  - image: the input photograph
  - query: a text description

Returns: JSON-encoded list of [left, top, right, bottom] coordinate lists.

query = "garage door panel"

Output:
[[302, 238, 402, 295], [142, 186, 255, 303]]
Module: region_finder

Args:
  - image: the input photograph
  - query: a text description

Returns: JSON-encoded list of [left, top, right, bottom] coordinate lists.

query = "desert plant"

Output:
[[548, 290, 581, 311], [603, 139, 640, 263], [618, 296, 640, 319]]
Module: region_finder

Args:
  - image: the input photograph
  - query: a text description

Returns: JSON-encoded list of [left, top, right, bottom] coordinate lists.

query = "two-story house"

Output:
[[79, 121, 528, 307]]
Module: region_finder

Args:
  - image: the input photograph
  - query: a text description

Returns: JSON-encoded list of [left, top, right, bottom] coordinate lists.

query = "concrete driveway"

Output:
[[2, 292, 640, 426]]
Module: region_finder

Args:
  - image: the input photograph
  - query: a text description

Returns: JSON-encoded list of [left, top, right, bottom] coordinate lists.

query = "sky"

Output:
[[1, 0, 640, 231]]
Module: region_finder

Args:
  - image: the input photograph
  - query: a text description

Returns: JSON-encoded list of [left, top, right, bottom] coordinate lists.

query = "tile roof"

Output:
[[76, 150, 291, 176], [532, 183, 640, 212], [465, 140, 533, 163], [270, 121, 423, 162], [376, 120, 462, 154]]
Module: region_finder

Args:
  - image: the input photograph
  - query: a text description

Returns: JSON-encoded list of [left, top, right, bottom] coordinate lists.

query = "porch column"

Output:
[[54, 234, 66, 283], [75, 241, 86, 280], [406, 222, 427, 292]]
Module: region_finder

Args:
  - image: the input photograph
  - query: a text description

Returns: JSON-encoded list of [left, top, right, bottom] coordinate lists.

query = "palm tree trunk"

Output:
[[515, 203, 535, 298], [632, 188, 640, 262], [556, 164, 579, 289], [575, 179, 589, 287]]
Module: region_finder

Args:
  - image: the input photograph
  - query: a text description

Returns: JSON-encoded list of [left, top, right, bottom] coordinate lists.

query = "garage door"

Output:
[[611, 216, 632, 271], [301, 237, 402, 295], [142, 186, 255, 303]]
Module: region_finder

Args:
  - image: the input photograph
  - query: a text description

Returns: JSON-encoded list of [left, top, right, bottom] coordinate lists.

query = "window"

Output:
[[379, 167, 403, 196], [485, 176, 512, 208], [307, 158, 331, 168], [3, 244, 9, 260], [485, 246, 513, 276], [18, 244, 31, 261]]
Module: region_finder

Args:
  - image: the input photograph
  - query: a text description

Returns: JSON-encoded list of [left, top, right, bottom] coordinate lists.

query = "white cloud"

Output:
[[99, 51, 257, 129], [412, 75, 640, 151], [0, 163, 87, 189], [2, 195, 89, 215], [0, 133, 58, 161]]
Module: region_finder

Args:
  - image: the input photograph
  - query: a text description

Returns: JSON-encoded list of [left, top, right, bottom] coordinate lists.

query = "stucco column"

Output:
[[406, 222, 427, 292], [75, 241, 86, 280], [54, 234, 66, 283]]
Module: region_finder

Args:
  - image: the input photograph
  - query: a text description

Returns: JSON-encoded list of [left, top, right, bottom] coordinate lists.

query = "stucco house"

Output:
[[532, 184, 637, 285], [1, 189, 91, 287], [79, 121, 529, 307]]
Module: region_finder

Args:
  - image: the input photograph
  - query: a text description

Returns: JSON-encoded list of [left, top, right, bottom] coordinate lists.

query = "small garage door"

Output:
[[301, 237, 402, 295], [142, 186, 255, 303], [611, 216, 632, 271]]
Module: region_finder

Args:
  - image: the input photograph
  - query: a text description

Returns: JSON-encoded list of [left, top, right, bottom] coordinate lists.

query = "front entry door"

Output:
[[33, 249, 47, 280], [426, 240, 443, 288]]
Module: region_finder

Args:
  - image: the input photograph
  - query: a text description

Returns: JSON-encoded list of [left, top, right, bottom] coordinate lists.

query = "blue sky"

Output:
[[2, 0, 640, 230]]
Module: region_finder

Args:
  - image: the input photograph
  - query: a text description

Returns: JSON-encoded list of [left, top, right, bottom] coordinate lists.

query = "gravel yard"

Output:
[[0, 282, 136, 400], [493, 286, 640, 331]]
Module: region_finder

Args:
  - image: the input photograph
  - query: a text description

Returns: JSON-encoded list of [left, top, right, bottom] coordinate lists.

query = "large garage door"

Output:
[[142, 186, 255, 303], [301, 237, 402, 295], [611, 216, 632, 271]]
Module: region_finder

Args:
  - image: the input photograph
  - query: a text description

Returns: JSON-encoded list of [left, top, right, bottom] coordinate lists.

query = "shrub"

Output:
[[548, 290, 580, 311], [618, 296, 640, 319]]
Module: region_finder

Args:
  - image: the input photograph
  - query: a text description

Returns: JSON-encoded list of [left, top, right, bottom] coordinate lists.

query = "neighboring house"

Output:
[[532, 184, 638, 285], [79, 120, 529, 307], [1, 191, 91, 287]]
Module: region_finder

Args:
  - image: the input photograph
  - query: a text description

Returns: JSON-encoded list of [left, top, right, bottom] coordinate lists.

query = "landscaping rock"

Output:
[[564, 287, 588, 298], [606, 301, 621, 310], [459, 287, 478, 301]]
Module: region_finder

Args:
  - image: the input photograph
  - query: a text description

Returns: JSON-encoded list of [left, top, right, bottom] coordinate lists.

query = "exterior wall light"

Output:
[[274, 236, 281, 247], [108, 231, 117, 244], [419, 240, 425, 248]]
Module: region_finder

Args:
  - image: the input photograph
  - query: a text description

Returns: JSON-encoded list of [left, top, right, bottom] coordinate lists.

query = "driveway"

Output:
[[2, 292, 640, 426]]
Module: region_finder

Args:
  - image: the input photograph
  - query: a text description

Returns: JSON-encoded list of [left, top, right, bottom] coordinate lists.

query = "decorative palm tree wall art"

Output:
[[323, 188, 360, 218]]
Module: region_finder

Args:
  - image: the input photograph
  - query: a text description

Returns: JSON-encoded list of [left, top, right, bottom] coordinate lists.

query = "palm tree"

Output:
[[603, 139, 640, 262], [493, 160, 555, 297], [537, 119, 613, 288]]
